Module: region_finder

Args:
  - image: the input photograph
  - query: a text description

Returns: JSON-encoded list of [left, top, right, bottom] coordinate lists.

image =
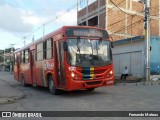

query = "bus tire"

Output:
[[86, 88, 95, 91], [48, 76, 59, 95], [21, 75, 27, 87]]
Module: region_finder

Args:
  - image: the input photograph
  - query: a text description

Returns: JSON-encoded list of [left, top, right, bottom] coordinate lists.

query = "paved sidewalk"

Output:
[[0, 72, 25, 105]]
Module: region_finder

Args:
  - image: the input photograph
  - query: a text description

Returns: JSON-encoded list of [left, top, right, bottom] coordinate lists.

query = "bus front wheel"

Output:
[[48, 76, 59, 95]]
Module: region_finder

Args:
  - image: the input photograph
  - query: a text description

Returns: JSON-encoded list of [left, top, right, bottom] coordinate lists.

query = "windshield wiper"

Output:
[[76, 37, 81, 53], [89, 41, 94, 66]]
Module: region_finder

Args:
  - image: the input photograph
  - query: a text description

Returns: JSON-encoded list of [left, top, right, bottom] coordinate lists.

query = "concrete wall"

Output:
[[112, 36, 160, 79], [112, 36, 145, 78], [150, 36, 160, 75]]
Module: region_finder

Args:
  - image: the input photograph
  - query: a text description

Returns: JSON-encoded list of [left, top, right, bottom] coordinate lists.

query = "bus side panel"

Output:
[[14, 64, 18, 81], [14, 53, 20, 81], [20, 63, 32, 84], [35, 61, 44, 86], [43, 59, 55, 87]]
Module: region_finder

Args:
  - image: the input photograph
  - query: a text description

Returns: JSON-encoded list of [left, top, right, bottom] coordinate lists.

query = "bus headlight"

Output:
[[106, 70, 113, 78], [71, 72, 79, 80], [109, 70, 113, 75], [71, 72, 75, 77]]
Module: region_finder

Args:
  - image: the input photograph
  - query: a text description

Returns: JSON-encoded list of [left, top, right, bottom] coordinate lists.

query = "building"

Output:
[[77, 0, 160, 41], [112, 36, 160, 79]]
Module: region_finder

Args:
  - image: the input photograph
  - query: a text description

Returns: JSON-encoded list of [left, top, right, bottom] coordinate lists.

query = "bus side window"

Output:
[[36, 42, 44, 61], [14, 54, 17, 65], [25, 49, 29, 63], [21, 51, 25, 64], [60, 42, 64, 63], [43, 41, 46, 60], [46, 38, 53, 59]]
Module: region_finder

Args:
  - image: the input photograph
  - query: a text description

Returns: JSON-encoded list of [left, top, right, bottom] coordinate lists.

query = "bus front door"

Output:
[[16, 55, 20, 81], [30, 50, 36, 86], [56, 41, 66, 88]]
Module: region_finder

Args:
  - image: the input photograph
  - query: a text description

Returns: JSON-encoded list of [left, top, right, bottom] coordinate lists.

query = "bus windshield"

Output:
[[66, 38, 112, 67]]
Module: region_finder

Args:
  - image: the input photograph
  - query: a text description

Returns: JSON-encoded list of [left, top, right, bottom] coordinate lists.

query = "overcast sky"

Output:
[[0, 0, 77, 50]]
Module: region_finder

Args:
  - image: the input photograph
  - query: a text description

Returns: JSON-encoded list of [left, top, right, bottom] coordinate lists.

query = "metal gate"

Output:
[[113, 51, 144, 78]]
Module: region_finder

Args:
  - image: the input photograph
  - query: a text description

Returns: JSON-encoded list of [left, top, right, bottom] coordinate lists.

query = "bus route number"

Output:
[[68, 67, 76, 71]]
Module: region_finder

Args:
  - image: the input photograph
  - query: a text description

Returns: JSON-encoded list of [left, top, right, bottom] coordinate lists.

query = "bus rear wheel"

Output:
[[48, 76, 59, 95]]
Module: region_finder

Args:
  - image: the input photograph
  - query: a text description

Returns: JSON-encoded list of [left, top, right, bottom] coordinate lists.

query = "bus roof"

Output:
[[14, 26, 108, 53]]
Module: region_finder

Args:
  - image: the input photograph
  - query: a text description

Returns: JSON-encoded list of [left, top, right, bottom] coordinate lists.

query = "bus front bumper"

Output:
[[66, 77, 114, 91]]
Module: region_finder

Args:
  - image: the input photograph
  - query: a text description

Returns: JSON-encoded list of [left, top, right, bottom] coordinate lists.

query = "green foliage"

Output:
[[0, 47, 15, 64], [0, 56, 3, 63], [0, 50, 4, 63]]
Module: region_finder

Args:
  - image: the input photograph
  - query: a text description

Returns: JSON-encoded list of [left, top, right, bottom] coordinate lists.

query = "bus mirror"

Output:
[[109, 37, 114, 48], [63, 42, 68, 51], [111, 42, 114, 48]]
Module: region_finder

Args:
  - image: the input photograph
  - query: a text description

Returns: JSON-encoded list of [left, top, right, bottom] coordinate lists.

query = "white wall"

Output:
[[112, 39, 145, 78]]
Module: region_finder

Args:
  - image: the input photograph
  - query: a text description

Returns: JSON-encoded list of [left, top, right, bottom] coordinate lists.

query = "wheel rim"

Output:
[[49, 79, 54, 93]]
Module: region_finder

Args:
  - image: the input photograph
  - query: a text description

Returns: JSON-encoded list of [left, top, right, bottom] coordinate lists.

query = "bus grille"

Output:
[[86, 81, 101, 85]]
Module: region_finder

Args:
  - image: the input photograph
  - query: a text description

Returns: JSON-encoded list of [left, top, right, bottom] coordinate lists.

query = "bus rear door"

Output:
[[14, 53, 20, 81]]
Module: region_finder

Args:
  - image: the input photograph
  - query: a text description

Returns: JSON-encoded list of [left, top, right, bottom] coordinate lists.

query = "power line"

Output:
[[111, 17, 143, 35], [107, 9, 144, 32], [78, 0, 126, 25], [107, 0, 126, 16], [14, 3, 77, 46], [110, 0, 130, 15]]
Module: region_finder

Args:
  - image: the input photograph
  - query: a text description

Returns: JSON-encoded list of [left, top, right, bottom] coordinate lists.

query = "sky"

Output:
[[0, 0, 77, 50]]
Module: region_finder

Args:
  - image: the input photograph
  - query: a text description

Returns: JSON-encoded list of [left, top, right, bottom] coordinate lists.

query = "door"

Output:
[[15, 54, 20, 80], [30, 50, 36, 85], [56, 41, 66, 87], [113, 51, 143, 78]]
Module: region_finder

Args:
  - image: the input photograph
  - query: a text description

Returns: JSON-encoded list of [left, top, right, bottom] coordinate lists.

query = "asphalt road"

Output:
[[0, 71, 160, 120]]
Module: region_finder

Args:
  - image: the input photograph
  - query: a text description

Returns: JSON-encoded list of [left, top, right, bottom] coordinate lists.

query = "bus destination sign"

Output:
[[66, 28, 109, 38]]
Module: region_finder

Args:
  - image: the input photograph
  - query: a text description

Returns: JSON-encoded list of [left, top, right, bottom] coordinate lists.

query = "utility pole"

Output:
[[32, 35, 34, 42], [144, 0, 150, 82], [23, 37, 26, 46], [43, 24, 45, 40], [136, 0, 151, 83]]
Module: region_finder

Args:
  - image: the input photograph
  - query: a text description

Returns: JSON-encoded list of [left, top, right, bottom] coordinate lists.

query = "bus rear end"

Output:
[[63, 26, 114, 91]]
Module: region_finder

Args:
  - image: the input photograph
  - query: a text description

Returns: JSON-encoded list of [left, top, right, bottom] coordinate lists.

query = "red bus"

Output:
[[14, 26, 114, 95]]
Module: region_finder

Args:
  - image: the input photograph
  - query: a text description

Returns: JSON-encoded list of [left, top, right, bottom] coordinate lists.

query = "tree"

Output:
[[0, 50, 4, 63]]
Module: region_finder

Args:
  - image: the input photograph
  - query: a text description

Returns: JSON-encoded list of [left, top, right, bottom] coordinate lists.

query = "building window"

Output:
[[79, 0, 96, 10], [36, 42, 43, 61]]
